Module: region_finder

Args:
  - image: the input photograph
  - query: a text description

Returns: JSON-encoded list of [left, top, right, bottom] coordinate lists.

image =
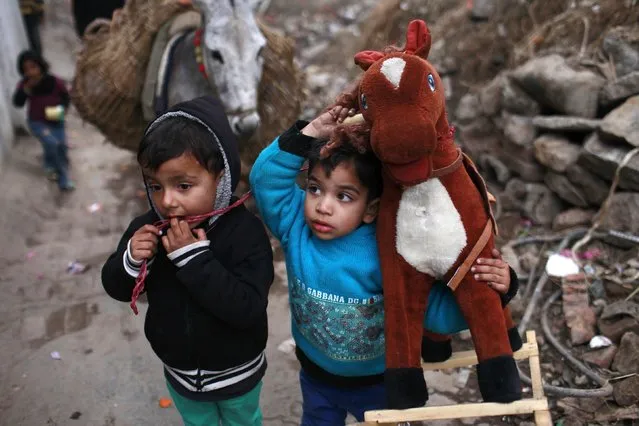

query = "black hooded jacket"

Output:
[[101, 97, 274, 401]]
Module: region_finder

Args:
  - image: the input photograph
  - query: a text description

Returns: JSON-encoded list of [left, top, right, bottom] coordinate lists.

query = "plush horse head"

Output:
[[192, 0, 266, 136], [353, 20, 452, 186]]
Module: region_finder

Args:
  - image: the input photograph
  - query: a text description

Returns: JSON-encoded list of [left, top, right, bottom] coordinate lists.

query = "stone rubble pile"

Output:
[[456, 27, 639, 412], [455, 28, 639, 234]]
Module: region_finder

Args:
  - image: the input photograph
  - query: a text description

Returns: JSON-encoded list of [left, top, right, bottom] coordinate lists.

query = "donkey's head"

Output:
[[193, 0, 266, 139], [353, 20, 451, 184]]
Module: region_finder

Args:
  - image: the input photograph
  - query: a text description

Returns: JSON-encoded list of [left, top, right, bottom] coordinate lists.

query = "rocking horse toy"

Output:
[[332, 20, 523, 409]]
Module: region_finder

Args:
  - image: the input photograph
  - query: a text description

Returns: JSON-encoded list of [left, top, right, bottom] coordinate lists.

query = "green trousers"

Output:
[[167, 380, 263, 426]]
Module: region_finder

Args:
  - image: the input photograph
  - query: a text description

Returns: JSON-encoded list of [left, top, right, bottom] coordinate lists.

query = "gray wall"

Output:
[[0, 0, 29, 168]]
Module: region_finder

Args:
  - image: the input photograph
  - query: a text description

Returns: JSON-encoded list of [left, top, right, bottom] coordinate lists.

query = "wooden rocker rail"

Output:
[[355, 331, 552, 426]]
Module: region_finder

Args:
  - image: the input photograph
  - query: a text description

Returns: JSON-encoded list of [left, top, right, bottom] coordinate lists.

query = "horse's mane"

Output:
[[319, 45, 406, 159], [318, 83, 369, 158]]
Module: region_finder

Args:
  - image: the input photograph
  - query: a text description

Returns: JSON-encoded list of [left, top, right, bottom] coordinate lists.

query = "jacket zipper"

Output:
[[185, 298, 205, 392]]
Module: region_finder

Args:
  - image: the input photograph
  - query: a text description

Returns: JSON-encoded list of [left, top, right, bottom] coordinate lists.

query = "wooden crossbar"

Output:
[[364, 398, 548, 423], [422, 341, 538, 371], [357, 330, 552, 426]]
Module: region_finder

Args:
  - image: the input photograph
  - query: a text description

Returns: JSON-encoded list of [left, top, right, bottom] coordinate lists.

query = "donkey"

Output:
[[163, 0, 266, 140]]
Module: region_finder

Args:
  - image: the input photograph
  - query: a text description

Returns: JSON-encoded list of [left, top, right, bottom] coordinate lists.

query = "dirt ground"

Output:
[[0, 2, 549, 426]]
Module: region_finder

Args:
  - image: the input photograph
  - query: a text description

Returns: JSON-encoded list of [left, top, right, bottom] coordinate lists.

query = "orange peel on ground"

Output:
[[159, 397, 172, 408]]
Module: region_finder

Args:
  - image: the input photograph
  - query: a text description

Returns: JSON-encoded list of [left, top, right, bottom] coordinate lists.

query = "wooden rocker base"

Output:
[[358, 331, 552, 425]]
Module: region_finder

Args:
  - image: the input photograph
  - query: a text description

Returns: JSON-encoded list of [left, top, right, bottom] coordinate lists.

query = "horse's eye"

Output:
[[211, 50, 224, 64], [360, 93, 368, 110], [427, 74, 436, 92]]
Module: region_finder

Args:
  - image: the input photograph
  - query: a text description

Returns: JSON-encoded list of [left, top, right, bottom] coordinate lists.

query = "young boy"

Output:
[[102, 96, 274, 426], [13, 50, 73, 190], [249, 106, 517, 425]]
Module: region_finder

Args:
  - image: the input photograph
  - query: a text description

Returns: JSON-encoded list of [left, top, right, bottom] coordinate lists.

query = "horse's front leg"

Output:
[[421, 299, 523, 364], [378, 189, 432, 408], [453, 245, 522, 403], [504, 305, 523, 352], [381, 253, 433, 409], [422, 329, 452, 363]]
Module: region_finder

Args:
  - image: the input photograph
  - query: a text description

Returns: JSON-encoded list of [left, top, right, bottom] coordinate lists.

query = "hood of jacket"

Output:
[[143, 96, 241, 225]]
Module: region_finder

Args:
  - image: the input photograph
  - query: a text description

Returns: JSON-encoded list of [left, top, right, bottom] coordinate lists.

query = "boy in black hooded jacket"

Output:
[[102, 96, 274, 425]]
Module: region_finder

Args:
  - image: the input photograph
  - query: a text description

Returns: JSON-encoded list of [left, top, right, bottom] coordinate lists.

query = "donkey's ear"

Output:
[[354, 51, 385, 70], [405, 20, 431, 59]]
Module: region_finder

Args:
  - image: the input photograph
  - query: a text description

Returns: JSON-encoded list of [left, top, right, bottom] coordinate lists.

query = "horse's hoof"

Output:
[[508, 327, 523, 352], [385, 368, 429, 409], [477, 356, 522, 403], [421, 335, 453, 363]]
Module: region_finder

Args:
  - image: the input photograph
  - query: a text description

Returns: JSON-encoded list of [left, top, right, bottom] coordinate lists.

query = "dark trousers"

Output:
[[300, 370, 387, 425], [23, 14, 42, 55]]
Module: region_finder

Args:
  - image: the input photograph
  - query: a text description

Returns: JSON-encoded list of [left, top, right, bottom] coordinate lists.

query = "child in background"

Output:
[[13, 50, 73, 191]]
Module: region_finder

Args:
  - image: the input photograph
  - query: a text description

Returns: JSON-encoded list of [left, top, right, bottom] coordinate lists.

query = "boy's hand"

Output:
[[162, 218, 207, 253], [23, 78, 38, 93], [302, 106, 355, 140], [472, 248, 511, 294], [130, 225, 161, 261]]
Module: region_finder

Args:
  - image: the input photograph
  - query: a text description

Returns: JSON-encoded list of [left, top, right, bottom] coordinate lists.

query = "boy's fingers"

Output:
[[146, 241, 159, 251], [133, 246, 153, 257], [474, 273, 501, 283], [161, 236, 170, 251], [133, 225, 160, 236], [179, 220, 191, 235], [135, 241, 155, 251], [478, 267, 509, 283], [472, 265, 506, 275], [141, 224, 160, 235], [476, 258, 506, 267], [489, 282, 508, 294], [329, 106, 342, 121], [337, 108, 350, 122], [135, 233, 158, 244], [491, 248, 501, 258], [138, 232, 158, 241], [141, 249, 154, 258], [195, 228, 207, 241], [166, 227, 175, 243]]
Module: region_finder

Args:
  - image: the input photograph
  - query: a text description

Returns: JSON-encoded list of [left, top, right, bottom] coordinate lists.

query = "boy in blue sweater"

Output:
[[250, 106, 517, 425]]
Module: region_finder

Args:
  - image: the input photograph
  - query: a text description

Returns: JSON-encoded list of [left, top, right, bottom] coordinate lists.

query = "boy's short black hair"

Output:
[[137, 116, 224, 175], [307, 140, 382, 201], [17, 50, 49, 76]]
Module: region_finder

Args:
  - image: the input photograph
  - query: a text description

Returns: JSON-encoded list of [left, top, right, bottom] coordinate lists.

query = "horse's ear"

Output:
[[405, 20, 431, 59], [354, 51, 385, 70]]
